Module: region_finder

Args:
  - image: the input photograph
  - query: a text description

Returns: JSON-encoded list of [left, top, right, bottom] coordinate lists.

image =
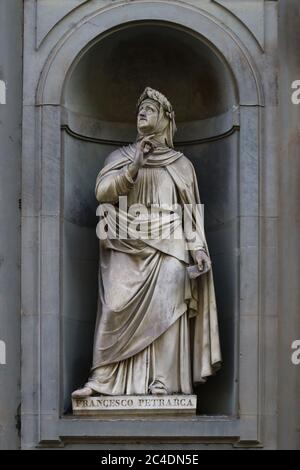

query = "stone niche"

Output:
[[62, 23, 238, 416], [22, 0, 275, 448]]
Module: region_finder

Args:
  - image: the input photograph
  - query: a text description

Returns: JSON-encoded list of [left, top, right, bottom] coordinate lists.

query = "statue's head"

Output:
[[137, 87, 177, 148]]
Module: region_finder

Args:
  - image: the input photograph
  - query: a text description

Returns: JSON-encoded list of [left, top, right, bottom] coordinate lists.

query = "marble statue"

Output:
[[72, 87, 221, 399]]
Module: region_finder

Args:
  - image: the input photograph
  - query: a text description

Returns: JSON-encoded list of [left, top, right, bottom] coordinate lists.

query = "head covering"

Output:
[[137, 87, 177, 148]]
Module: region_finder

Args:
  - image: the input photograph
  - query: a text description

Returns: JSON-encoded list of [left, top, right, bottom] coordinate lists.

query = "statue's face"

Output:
[[137, 100, 160, 134]]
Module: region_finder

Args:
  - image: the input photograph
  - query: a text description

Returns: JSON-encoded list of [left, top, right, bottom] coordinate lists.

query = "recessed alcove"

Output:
[[62, 22, 239, 416]]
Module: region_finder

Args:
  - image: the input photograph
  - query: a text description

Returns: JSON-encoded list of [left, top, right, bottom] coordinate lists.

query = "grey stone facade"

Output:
[[0, 0, 299, 450], [0, 0, 22, 450], [278, 0, 300, 451]]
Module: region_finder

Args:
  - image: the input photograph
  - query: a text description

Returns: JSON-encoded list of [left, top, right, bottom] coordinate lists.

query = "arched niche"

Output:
[[28, 0, 264, 444], [61, 22, 239, 416]]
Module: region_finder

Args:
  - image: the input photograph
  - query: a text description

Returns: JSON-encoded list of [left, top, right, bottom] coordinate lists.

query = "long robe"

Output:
[[86, 144, 221, 395]]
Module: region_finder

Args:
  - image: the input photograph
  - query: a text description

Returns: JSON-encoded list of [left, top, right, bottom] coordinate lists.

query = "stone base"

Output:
[[72, 394, 197, 416]]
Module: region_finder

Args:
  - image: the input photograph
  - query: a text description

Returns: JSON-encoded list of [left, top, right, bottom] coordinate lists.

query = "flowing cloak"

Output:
[[92, 144, 222, 383]]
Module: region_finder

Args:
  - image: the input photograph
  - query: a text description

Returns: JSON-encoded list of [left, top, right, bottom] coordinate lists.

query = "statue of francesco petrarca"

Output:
[[72, 87, 221, 399]]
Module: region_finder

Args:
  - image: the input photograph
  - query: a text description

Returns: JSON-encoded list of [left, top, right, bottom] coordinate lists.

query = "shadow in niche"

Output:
[[179, 136, 239, 417], [62, 22, 239, 416]]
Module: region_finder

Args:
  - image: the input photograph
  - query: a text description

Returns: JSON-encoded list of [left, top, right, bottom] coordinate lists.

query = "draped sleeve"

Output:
[[95, 150, 133, 204]]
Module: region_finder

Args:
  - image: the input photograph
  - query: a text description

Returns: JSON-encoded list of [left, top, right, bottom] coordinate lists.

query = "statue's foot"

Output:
[[72, 387, 93, 398], [149, 382, 168, 395]]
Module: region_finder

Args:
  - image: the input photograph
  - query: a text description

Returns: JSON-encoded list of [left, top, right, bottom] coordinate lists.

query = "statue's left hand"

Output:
[[195, 250, 211, 273]]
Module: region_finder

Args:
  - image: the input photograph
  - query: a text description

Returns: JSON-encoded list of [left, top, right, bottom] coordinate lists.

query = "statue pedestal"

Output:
[[72, 395, 197, 416]]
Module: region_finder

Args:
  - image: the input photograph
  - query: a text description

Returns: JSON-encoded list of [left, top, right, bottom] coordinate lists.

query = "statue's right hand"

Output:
[[133, 135, 155, 169]]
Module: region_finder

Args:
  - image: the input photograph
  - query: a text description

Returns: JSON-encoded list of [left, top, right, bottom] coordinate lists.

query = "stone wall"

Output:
[[0, 0, 23, 450], [278, 0, 300, 451], [0, 0, 299, 450]]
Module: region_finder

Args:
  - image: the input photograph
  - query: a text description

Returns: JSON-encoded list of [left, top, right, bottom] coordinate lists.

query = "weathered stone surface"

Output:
[[0, 0, 22, 451], [278, 0, 300, 451], [213, 0, 265, 49], [36, 0, 88, 48]]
